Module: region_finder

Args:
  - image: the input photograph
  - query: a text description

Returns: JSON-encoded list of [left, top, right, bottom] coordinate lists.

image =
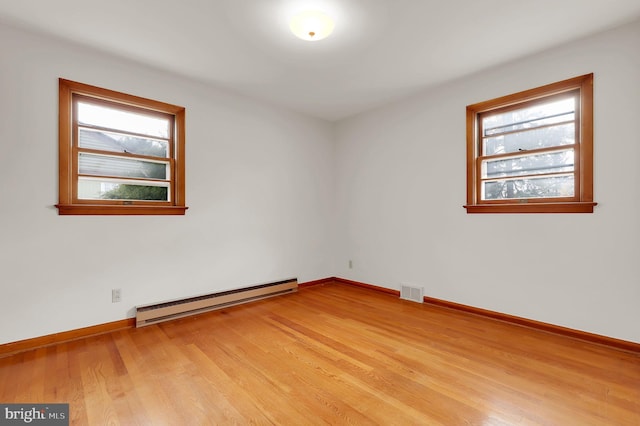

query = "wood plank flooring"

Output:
[[1, 282, 638, 425]]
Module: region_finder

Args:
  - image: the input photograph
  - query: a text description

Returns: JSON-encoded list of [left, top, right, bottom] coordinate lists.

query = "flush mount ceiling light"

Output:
[[289, 10, 335, 41]]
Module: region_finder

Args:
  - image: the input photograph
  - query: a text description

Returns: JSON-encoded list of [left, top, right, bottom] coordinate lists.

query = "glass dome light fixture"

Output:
[[289, 10, 335, 41]]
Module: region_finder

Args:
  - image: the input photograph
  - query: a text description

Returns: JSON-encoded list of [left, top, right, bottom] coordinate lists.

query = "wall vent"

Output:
[[135, 278, 298, 327], [400, 284, 424, 303]]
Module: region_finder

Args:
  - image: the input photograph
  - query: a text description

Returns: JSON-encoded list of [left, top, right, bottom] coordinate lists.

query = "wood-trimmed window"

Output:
[[465, 74, 596, 214], [57, 79, 187, 215]]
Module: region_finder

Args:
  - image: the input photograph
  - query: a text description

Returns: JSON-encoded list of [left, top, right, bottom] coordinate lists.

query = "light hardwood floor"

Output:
[[1, 282, 638, 425]]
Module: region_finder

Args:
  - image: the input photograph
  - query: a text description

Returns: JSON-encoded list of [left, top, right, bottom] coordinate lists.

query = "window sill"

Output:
[[464, 202, 597, 214], [55, 204, 188, 215]]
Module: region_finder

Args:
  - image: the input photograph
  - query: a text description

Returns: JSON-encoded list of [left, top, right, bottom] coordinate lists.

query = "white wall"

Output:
[[2, 18, 638, 346], [0, 23, 335, 344], [334, 20, 640, 343]]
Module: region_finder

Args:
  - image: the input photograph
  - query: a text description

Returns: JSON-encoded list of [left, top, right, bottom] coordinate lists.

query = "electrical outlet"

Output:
[[349, 260, 353, 269], [112, 288, 121, 303]]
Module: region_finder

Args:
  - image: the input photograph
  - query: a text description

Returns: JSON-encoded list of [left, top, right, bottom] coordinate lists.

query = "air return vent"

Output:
[[400, 284, 424, 303], [135, 278, 298, 327]]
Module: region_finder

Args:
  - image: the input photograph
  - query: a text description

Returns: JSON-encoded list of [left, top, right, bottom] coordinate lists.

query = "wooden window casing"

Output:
[[57, 79, 187, 215], [465, 74, 596, 214]]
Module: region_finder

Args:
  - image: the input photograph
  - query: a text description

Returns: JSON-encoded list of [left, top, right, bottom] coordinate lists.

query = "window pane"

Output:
[[483, 149, 574, 178], [483, 123, 574, 156], [77, 101, 169, 139], [482, 175, 574, 200], [482, 97, 575, 137], [79, 153, 168, 180], [78, 178, 169, 201], [79, 128, 168, 158]]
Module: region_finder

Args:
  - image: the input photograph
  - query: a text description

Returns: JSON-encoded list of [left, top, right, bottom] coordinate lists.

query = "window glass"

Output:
[[77, 101, 169, 139], [78, 128, 169, 158], [78, 179, 170, 201]]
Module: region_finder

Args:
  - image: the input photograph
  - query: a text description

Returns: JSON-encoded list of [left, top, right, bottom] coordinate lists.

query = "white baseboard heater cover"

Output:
[[135, 278, 298, 327]]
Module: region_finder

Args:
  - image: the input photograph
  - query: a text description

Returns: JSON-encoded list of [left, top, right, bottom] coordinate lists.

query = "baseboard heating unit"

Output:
[[135, 278, 298, 327]]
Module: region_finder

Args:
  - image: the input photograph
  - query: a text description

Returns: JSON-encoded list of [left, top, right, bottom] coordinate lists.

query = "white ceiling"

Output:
[[2, 0, 640, 121]]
